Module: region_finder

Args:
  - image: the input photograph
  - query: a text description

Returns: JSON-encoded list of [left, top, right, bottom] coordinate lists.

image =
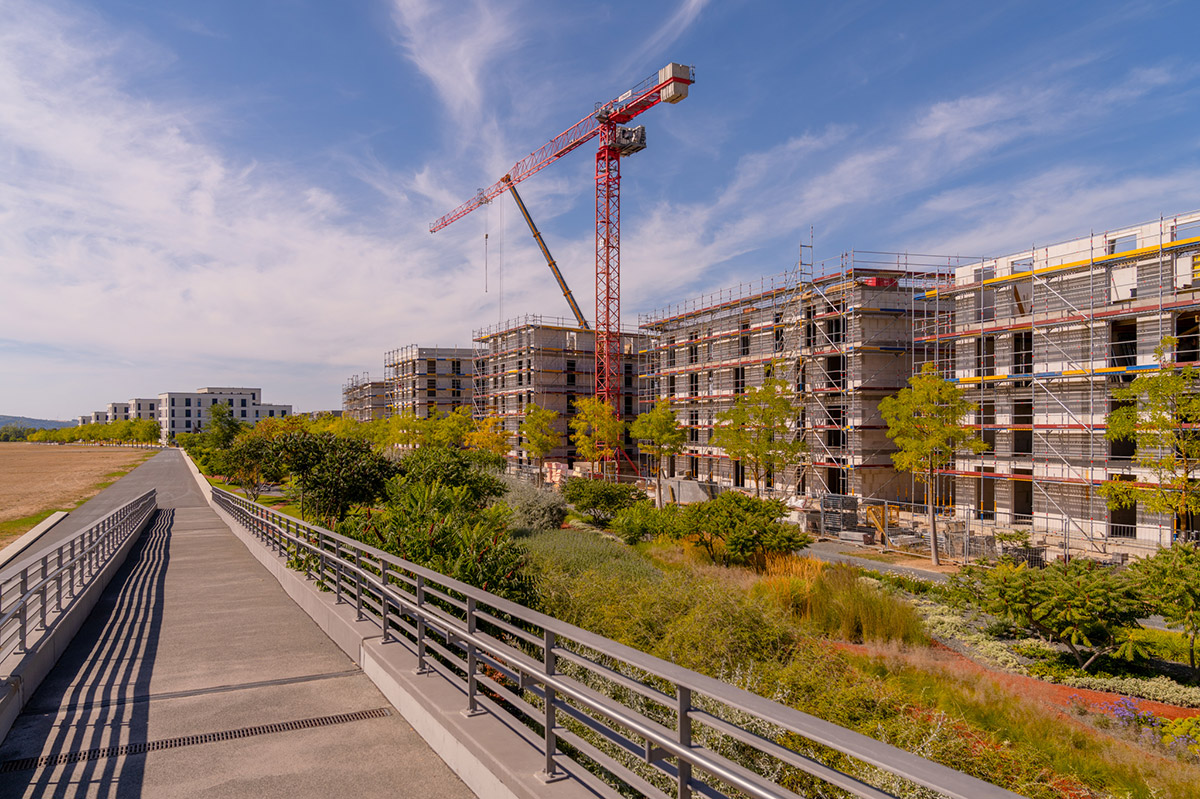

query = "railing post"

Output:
[[677, 686, 692, 799], [464, 596, 482, 716], [55, 548, 63, 612], [355, 549, 364, 621], [39, 555, 48, 630], [18, 570, 28, 651], [540, 628, 562, 782], [333, 540, 343, 604], [380, 562, 391, 643], [416, 575, 429, 674]]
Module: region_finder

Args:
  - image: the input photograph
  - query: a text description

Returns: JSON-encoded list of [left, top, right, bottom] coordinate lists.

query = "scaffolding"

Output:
[[383, 345, 475, 419], [916, 210, 1200, 557], [637, 252, 970, 503], [473, 314, 649, 472], [341, 373, 388, 422]]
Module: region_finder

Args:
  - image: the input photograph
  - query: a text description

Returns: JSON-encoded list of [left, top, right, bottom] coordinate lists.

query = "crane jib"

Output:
[[429, 66, 693, 234]]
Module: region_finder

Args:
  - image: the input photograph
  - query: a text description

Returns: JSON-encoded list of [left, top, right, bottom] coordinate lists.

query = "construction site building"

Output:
[[638, 273, 799, 494], [473, 315, 649, 473], [384, 345, 475, 419], [341, 373, 389, 422], [638, 255, 960, 502], [918, 210, 1200, 557]]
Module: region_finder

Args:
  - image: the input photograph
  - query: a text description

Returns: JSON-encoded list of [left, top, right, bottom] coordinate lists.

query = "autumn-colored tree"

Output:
[[465, 414, 512, 458]]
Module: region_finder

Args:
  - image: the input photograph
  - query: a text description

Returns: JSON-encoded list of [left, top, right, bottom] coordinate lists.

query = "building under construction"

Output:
[[638, 254, 962, 501], [383, 345, 475, 419], [473, 315, 649, 473], [918, 210, 1200, 557], [341, 373, 388, 422]]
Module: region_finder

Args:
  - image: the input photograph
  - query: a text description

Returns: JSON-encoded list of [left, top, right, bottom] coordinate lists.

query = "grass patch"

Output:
[[858, 651, 1200, 799]]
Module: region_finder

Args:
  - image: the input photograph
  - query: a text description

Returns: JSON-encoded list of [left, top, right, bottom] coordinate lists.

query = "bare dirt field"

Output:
[[0, 442, 156, 525]]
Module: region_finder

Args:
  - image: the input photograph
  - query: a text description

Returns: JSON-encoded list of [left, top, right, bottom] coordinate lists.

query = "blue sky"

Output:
[[4, 0, 1200, 419]]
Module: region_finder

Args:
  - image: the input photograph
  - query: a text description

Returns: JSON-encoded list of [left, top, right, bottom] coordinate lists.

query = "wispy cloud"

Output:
[[629, 0, 709, 67], [389, 0, 520, 130]]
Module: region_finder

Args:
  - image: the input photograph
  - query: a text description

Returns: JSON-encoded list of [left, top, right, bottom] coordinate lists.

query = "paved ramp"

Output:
[[0, 450, 475, 798]]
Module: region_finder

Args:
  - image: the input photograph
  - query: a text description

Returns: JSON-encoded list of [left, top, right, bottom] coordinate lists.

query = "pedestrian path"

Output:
[[0, 450, 474, 798]]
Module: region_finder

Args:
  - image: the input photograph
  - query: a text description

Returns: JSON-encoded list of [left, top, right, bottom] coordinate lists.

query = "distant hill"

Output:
[[0, 415, 75, 430]]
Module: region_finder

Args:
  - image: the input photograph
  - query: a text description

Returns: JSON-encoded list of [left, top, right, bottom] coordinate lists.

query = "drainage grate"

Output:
[[0, 707, 392, 773]]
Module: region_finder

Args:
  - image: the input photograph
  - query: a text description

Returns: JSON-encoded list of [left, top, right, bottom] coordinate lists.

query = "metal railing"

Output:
[[213, 486, 1022, 799], [0, 490, 157, 664]]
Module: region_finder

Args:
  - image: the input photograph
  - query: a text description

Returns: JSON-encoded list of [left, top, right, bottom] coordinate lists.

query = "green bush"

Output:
[[681, 491, 810, 568], [398, 446, 505, 505], [609, 501, 682, 544], [501, 477, 569, 532], [340, 479, 534, 605], [561, 477, 646, 525]]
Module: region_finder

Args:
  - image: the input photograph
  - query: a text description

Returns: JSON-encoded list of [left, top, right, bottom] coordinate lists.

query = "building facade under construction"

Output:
[[638, 255, 961, 502], [473, 315, 648, 472], [919, 211, 1200, 557], [384, 345, 475, 419], [341, 373, 388, 422]]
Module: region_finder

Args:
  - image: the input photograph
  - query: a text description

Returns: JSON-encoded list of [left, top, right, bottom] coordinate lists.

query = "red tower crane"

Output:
[[430, 63, 694, 408]]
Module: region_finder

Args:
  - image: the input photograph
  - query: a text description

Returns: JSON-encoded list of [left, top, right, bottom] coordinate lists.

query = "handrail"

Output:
[[212, 487, 1024, 799], [0, 489, 157, 665]]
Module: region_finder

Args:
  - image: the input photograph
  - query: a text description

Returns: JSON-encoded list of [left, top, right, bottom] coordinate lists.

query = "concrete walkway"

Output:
[[0, 450, 475, 798]]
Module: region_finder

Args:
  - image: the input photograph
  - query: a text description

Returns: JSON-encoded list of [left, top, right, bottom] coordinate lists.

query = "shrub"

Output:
[[804, 567, 928, 646], [561, 477, 646, 525], [609, 501, 683, 544], [501, 477, 569, 532], [340, 479, 534, 605], [681, 491, 810, 569]]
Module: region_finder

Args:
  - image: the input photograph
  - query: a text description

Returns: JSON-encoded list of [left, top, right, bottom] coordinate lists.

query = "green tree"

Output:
[[205, 402, 244, 449], [384, 411, 432, 450], [1099, 337, 1200, 542], [430, 405, 475, 448], [398, 446, 506, 506], [710, 377, 805, 498], [879, 363, 987, 566], [569, 396, 624, 478], [954, 559, 1147, 671], [519, 403, 561, 485], [227, 430, 285, 502], [1128, 543, 1200, 671], [630, 399, 687, 508]]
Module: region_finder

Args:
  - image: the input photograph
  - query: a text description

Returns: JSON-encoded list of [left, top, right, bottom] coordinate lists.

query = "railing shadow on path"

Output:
[[3, 508, 171, 798]]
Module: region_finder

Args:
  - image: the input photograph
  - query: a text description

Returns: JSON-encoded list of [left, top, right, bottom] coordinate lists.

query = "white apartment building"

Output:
[[129, 398, 158, 420], [106, 402, 131, 421], [157, 387, 292, 441]]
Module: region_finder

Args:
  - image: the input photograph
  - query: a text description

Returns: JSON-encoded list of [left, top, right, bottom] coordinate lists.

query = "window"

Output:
[[980, 401, 996, 451], [240, 398, 247, 407], [1110, 320, 1138, 371], [269, 410, 275, 417], [170, 398, 175, 407], [977, 337, 995, 377], [667, 374, 676, 396], [1110, 265, 1137, 302], [1012, 332, 1032, 375], [733, 367, 746, 394], [689, 373, 699, 397], [566, 360, 576, 387], [517, 360, 524, 386], [1013, 400, 1033, 455], [689, 410, 699, 442], [774, 312, 784, 353], [740, 322, 751, 356], [1108, 234, 1137, 255], [452, 360, 462, 375], [185, 398, 191, 407], [185, 419, 191, 429], [688, 344, 698, 365], [427, 359, 436, 375], [666, 338, 676, 367], [825, 316, 844, 345], [228, 399, 233, 406], [185, 409, 191, 418], [240, 410, 246, 418]]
